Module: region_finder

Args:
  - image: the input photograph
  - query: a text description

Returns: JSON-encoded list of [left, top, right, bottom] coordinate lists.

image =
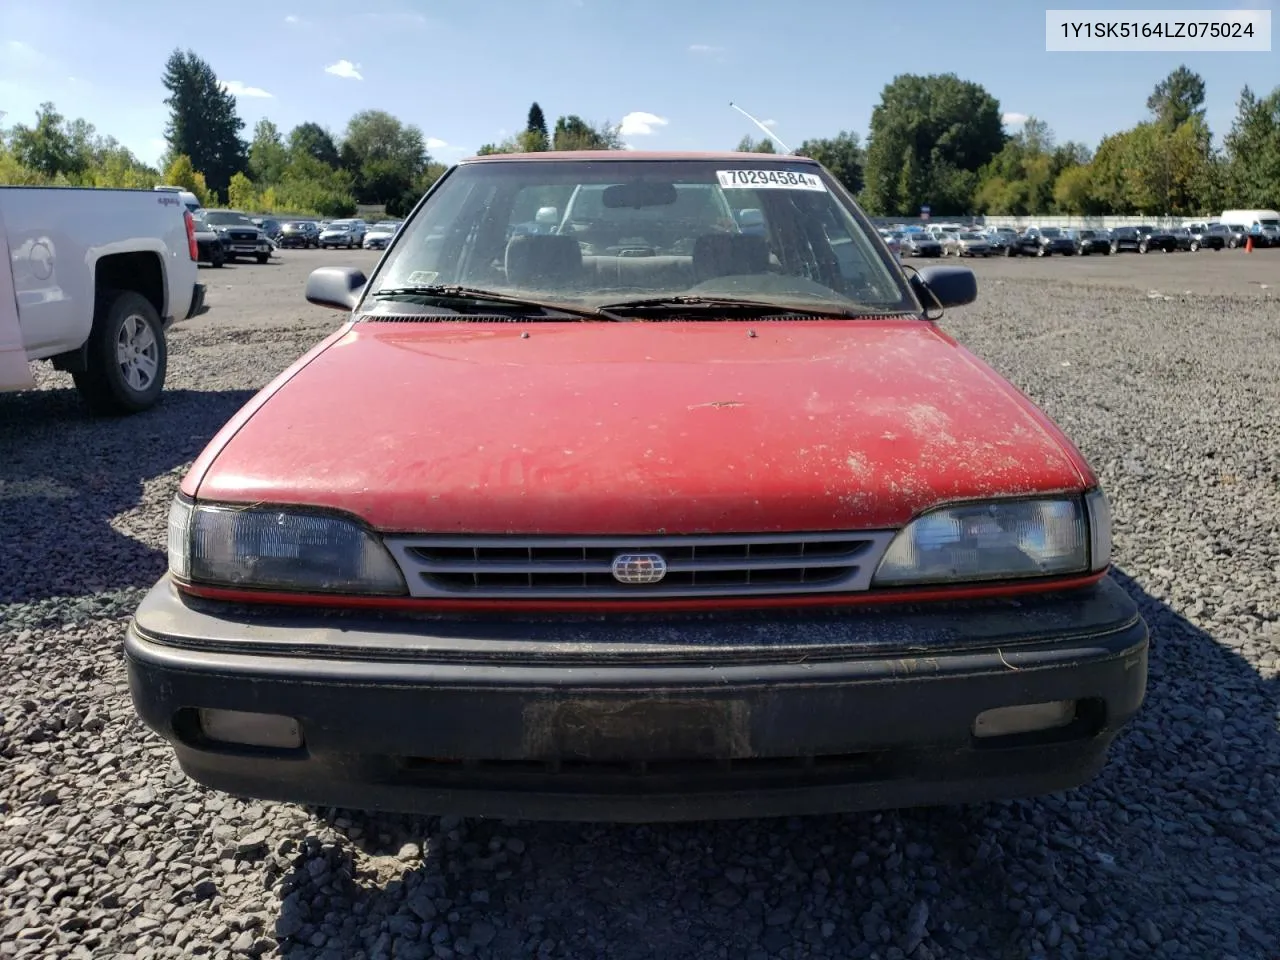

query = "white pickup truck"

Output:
[[0, 186, 207, 414]]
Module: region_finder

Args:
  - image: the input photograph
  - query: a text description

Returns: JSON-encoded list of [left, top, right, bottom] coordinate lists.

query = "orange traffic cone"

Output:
[[1246, 235, 1254, 253]]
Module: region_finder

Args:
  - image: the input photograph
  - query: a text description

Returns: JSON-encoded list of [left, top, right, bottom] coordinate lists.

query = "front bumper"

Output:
[[125, 575, 1148, 822]]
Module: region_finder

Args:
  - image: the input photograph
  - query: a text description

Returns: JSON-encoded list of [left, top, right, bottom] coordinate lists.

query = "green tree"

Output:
[[288, 122, 341, 167], [227, 171, 257, 210], [525, 102, 549, 151], [248, 119, 289, 185], [736, 135, 776, 153], [162, 154, 214, 207], [340, 109, 428, 205], [552, 115, 622, 150], [861, 73, 1004, 215], [1147, 66, 1207, 130], [161, 49, 247, 198], [8, 102, 78, 177], [1223, 85, 1280, 208], [795, 132, 863, 194]]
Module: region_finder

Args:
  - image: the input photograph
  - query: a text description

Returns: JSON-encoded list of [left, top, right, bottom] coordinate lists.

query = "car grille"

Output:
[[382, 531, 898, 599]]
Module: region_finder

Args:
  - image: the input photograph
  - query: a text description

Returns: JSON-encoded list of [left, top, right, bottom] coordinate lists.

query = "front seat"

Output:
[[505, 234, 583, 287], [692, 233, 770, 283]]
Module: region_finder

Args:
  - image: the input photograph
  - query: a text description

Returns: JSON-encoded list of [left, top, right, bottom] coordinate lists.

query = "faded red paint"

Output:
[[189, 319, 1093, 534], [180, 570, 1107, 614]]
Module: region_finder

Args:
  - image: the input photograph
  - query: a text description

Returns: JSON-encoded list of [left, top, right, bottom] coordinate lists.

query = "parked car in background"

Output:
[[900, 232, 943, 257], [1108, 226, 1141, 253], [1019, 226, 1074, 257], [1, 186, 205, 412], [252, 217, 284, 242], [1170, 227, 1198, 252], [191, 210, 226, 267], [1072, 229, 1111, 256], [942, 231, 991, 257], [1183, 223, 1226, 251], [202, 210, 272, 263], [279, 221, 321, 249], [980, 227, 1020, 256], [363, 221, 403, 250], [320, 219, 367, 249], [1133, 225, 1178, 254], [125, 150, 1147, 823], [1218, 222, 1249, 248]]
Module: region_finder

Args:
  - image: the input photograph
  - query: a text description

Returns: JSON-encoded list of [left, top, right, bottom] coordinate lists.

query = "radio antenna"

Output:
[[729, 102, 791, 154]]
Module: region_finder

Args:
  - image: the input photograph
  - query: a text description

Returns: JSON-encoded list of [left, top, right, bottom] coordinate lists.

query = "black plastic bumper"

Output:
[[184, 282, 207, 320], [125, 576, 1148, 822]]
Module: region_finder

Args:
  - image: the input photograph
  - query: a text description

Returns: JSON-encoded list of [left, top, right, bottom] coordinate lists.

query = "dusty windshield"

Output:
[[365, 158, 914, 316]]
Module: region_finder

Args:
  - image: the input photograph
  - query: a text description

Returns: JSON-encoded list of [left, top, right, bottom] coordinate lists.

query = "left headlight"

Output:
[[167, 496, 407, 595], [872, 495, 1107, 588]]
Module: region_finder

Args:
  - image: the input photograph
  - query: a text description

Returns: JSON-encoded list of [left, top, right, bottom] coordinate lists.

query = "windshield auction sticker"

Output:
[[716, 170, 827, 191]]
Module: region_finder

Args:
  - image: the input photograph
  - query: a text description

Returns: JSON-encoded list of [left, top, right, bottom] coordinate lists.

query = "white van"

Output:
[[154, 185, 203, 213], [1218, 209, 1280, 247]]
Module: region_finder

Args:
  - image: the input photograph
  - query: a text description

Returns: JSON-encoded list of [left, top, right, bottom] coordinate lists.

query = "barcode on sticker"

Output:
[[717, 170, 827, 191]]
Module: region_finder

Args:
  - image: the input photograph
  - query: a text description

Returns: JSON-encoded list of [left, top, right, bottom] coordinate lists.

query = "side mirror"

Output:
[[306, 267, 367, 312], [911, 265, 977, 310]]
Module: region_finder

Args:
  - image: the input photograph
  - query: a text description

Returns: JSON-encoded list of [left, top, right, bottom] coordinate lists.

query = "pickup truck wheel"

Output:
[[73, 290, 167, 415]]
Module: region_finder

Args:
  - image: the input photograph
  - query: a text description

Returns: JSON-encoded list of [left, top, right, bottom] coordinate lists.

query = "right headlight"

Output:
[[872, 493, 1111, 588], [167, 496, 406, 595]]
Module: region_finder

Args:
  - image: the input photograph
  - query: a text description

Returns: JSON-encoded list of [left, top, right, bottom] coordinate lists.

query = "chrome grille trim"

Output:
[[382, 531, 898, 599]]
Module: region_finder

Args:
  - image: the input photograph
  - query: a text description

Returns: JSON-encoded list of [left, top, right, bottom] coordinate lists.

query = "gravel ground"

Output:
[[2, 248, 1278, 960]]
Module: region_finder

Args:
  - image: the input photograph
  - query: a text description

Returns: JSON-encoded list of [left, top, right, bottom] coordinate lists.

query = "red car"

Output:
[[126, 152, 1147, 822]]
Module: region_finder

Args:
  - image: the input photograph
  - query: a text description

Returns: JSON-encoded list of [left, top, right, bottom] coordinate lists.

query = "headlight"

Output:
[[872, 497, 1098, 588], [167, 497, 406, 594]]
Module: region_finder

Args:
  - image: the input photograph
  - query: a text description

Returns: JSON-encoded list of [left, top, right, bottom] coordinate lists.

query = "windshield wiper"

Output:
[[595, 295, 879, 319], [371, 285, 618, 321]]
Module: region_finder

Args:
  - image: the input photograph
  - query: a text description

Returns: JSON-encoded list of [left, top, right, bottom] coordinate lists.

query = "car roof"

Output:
[[462, 150, 819, 164]]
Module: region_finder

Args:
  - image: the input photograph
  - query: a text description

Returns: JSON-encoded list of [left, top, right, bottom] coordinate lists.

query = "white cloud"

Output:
[[426, 137, 448, 149], [619, 111, 669, 137], [688, 43, 723, 54], [221, 80, 274, 99], [325, 59, 363, 80], [284, 14, 299, 23], [1002, 111, 1029, 127]]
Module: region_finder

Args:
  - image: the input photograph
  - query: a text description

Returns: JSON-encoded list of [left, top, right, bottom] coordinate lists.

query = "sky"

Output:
[[0, 0, 1276, 169]]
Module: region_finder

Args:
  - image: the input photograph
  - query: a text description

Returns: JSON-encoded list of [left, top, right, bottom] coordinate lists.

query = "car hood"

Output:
[[188, 320, 1091, 534]]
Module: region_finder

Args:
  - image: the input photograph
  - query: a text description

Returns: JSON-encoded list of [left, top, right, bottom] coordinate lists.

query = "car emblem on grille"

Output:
[[611, 553, 667, 584]]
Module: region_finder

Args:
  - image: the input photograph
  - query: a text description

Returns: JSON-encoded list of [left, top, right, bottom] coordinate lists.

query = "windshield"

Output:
[[364, 158, 913, 315], [205, 211, 255, 227]]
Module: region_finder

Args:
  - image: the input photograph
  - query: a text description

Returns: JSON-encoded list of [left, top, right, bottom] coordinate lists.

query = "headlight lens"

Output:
[[167, 497, 406, 594], [872, 497, 1090, 587]]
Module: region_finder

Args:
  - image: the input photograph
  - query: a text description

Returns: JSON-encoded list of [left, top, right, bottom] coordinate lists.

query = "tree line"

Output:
[[2, 55, 1275, 219], [735, 67, 1278, 218]]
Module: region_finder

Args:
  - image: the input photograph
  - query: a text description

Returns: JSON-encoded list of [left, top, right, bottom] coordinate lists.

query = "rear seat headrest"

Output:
[[505, 235, 583, 286]]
